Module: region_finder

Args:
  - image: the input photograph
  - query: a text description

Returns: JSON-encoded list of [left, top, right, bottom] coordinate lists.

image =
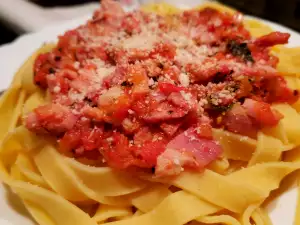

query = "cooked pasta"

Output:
[[1, 1, 300, 225]]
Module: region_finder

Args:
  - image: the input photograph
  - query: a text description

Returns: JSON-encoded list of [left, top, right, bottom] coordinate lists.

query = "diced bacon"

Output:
[[102, 65, 127, 88], [241, 63, 278, 78], [155, 127, 222, 176], [167, 92, 189, 108], [152, 91, 167, 103], [134, 127, 153, 145], [254, 32, 290, 47], [69, 77, 89, 93], [26, 104, 77, 135], [160, 121, 182, 137], [82, 106, 105, 122], [190, 25, 217, 45], [242, 98, 282, 126], [223, 103, 257, 136], [122, 118, 140, 134], [143, 102, 188, 123], [98, 86, 123, 106], [142, 60, 162, 77]]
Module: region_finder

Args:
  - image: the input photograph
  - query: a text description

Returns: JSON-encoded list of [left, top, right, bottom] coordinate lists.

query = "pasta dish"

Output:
[[1, 1, 300, 224]]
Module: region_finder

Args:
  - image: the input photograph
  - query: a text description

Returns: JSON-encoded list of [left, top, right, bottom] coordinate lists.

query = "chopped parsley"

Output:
[[227, 40, 254, 62]]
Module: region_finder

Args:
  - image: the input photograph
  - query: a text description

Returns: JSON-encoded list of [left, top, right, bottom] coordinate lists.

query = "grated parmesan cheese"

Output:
[[53, 86, 61, 93], [179, 73, 190, 87], [123, 32, 158, 50], [180, 91, 193, 105]]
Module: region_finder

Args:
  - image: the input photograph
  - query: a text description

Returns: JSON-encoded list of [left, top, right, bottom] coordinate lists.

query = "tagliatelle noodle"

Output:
[[1, 2, 300, 225]]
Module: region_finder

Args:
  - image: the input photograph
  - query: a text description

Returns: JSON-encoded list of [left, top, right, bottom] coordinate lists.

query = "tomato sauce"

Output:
[[26, 0, 299, 176]]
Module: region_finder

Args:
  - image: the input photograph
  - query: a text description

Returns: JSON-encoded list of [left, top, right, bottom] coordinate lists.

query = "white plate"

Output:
[[0, 2, 299, 225]]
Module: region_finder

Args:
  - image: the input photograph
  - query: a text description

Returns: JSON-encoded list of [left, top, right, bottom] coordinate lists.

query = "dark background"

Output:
[[1, 0, 300, 45]]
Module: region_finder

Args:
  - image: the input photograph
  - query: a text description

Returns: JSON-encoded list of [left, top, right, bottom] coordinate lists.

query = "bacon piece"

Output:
[[167, 92, 189, 108], [134, 127, 153, 145], [98, 86, 124, 106], [254, 32, 290, 47], [223, 103, 257, 136], [155, 127, 222, 176], [160, 121, 182, 137], [82, 106, 105, 122], [26, 104, 77, 135], [122, 118, 141, 134]]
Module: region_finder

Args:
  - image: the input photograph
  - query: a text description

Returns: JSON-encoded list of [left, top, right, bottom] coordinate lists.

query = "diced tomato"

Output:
[[91, 46, 109, 61], [254, 32, 290, 47], [151, 42, 176, 60], [34, 53, 53, 88], [242, 98, 282, 126], [236, 76, 252, 99], [182, 111, 199, 127], [81, 126, 104, 151], [264, 76, 299, 104], [158, 82, 184, 95], [131, 99, 149, 118], [102, 95, 131, 124], [26, 104, 77, 135], [223, 103, 257, 136], [60, 129, 81, 153], [93, 0, 125, 27], [163, 65, 180, 83], [128, 65, 150, 98], [57, 30, 81, 53], [47, 74, 70, 95], [143, 102, 188, 123], [122, 13, 141, 34], [82, 106, 105, 122], [101, 133, 135, 169], [132, 141, 167, 167], [195, 123, 213, 139], [155, 127, 222, 176]]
